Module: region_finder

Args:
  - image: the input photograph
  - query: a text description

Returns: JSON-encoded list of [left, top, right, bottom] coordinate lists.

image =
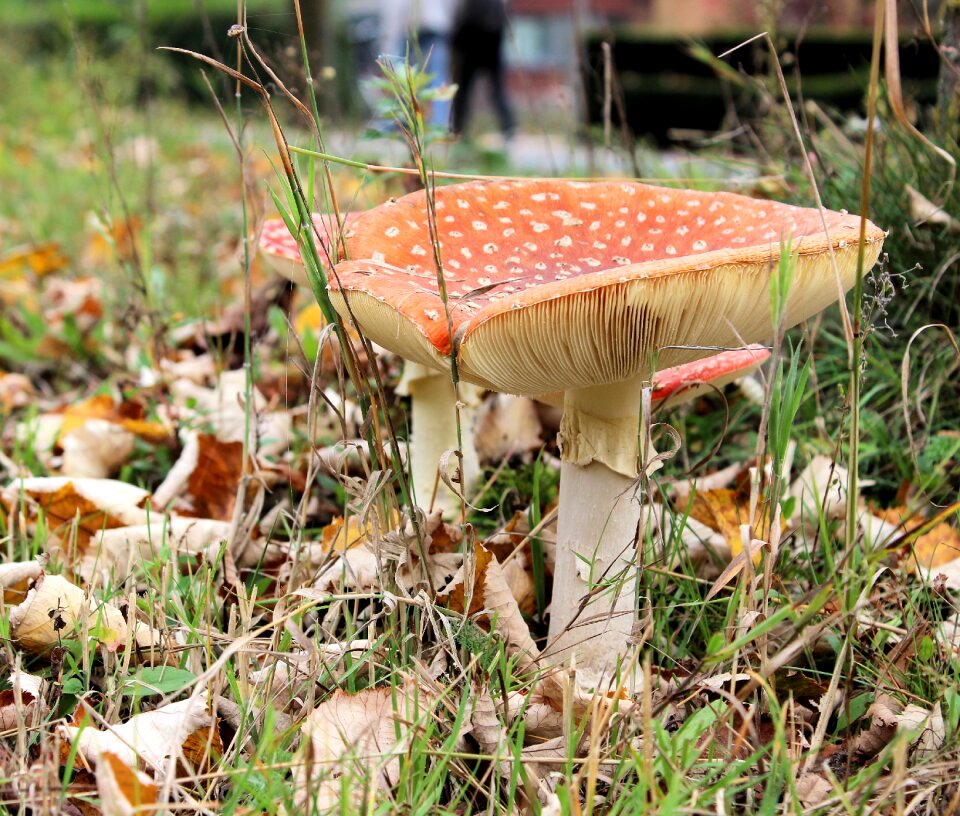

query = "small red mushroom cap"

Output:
[[331, 180, 884, 396], [651, 344, 771, 405], [259, 212, 358, 286]]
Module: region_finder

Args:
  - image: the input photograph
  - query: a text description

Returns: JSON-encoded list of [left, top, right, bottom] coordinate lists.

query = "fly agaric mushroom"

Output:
[[260, 212, 483, 516], [259, 213, 357, 287], [331, 179, 885, 676]]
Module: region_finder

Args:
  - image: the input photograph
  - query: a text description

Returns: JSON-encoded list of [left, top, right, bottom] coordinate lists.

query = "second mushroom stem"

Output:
[[401, 363, 483, 518]]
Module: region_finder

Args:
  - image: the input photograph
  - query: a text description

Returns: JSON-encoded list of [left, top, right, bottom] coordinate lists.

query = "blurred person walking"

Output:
[[450, 0, 515, 140], [380, 0, 457, 130]]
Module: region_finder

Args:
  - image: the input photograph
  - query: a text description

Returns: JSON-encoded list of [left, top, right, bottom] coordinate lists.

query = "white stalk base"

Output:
[[546, 459, 642, 680]]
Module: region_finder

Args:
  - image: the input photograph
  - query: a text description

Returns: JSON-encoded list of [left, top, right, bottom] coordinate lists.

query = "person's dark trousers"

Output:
[[451, 26, 515, 137]]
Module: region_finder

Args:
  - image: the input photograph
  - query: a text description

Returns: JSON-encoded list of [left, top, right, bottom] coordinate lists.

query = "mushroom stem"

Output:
[[548, 376, 645, 675], [401, 364, 483, 517]]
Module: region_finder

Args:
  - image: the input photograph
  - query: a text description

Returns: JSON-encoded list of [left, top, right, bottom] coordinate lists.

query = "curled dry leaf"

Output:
[[81, 517, 233, 582], [0, 560, 44, 604], [789, 456, 853, 529], [906, 184, 960, 231], [439, 543, 540, 671], [152, 432, 247, 519], [849, 693, 901, 760], [63, 697, 214, 774], [96, 751, 158, 816], [10, 573, 168, 656], [0, 370, 35, 411], [59, 421, 136, 479], [39, 277, 104, 356], [0, 671, 47, 731], [1, 477, 151, 556], [467, 686, 519, 789], [871, 506, 960, 572], [795, 768, 836, 808], [298, 684, 434, 810], [905, 701, 945, 760], [506, 687, 565, 739], [36, 393, 172, 478], [468, 685, 508, 757]]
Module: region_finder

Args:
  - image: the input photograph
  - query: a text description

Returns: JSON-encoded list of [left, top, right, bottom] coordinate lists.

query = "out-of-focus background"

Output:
[[0, 0, 942, 147]]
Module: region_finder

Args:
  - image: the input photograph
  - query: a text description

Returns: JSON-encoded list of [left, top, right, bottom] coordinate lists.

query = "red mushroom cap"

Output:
[[259, 212, 358, 286], [651, 344, 771, 404], [331, 180, 884, 396]]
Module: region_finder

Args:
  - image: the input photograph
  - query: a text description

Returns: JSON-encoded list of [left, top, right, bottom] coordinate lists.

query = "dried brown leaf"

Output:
[[96, 751, 158, 816], [298, 684, 434, 810], [10, 573, 167, 656], [81, 517, 233, 583], [62, 697, 213, 774]]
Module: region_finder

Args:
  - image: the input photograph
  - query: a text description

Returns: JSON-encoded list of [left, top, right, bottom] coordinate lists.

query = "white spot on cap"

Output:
[[676, 225, 689, 236], [483, 243, 498, 254], [556, 235, 572, 247], [641, 243, 654, 252], [386, 226, 400, 238], [693, 240, 707, 251], [472, 220, 488, 231], [666, 245, 677, 255], [636, 212, 647, 223], [411, 244, 427, 256], [532, 222, 549, 233]]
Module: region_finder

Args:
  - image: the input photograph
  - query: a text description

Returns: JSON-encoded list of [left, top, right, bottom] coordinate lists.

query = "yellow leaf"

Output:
[[0, 243, 69, 279]]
